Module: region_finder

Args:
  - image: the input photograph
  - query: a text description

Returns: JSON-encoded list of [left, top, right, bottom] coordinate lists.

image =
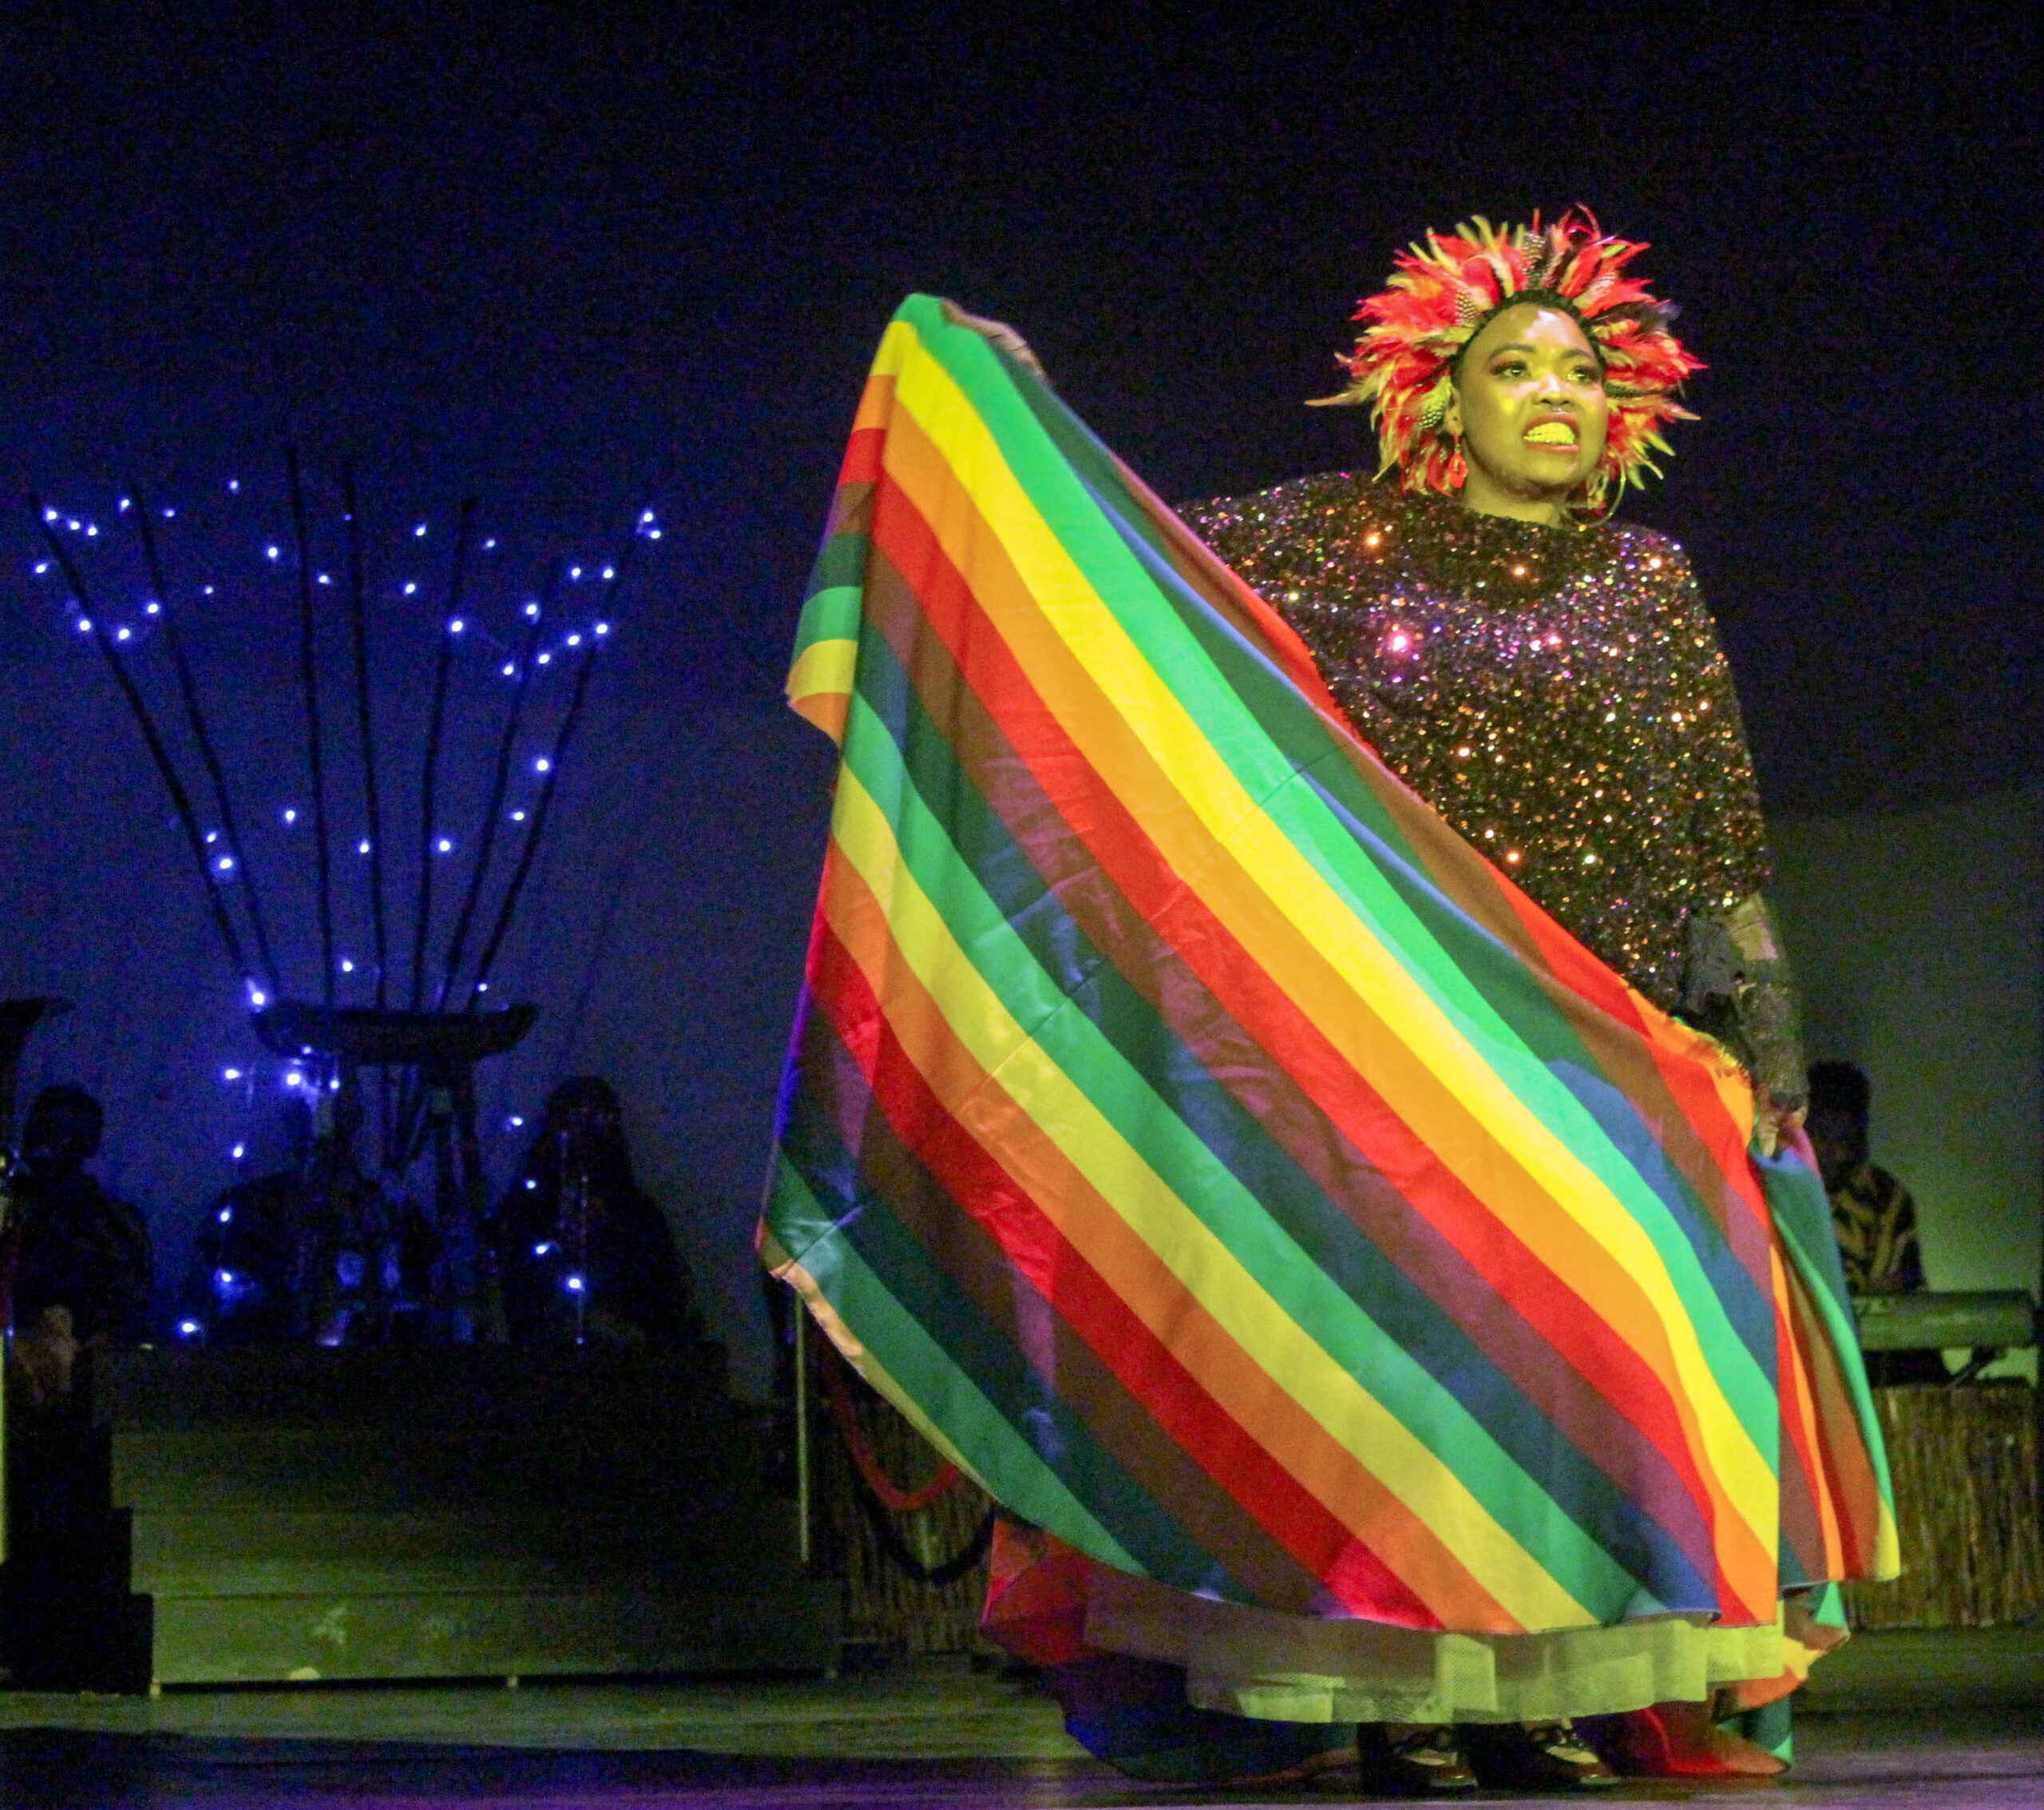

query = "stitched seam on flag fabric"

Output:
[[879, 331, 1778, 1566], [826, 760, 1596, 1632]]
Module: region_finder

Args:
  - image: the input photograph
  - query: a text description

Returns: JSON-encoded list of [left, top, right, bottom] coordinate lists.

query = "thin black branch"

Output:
[[343, 464, 390, 1009], [132, 485, 283, 998], [287, 450, 337, 1006], [462, 501, 648, 1009], [31, 499, 255, 991], [409, 497, 477, 1011], [436, 557, 561, 1007]]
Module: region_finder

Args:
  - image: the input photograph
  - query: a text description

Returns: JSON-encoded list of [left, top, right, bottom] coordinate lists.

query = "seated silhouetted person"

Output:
[[1807, 1059, 1944, 1386], [488, 1076, 701, 1349], [5, 1084, 153, 1406], [179, 1095, 317, 1344], [2, 1084, 152, 1688]]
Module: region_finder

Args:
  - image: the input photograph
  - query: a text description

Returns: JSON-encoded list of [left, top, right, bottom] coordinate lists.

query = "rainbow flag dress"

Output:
[[759, 296, 1895, 1745]]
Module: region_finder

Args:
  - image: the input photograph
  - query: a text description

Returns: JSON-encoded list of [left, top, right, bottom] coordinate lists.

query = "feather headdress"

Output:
[[1324, 209, 1702, 514]]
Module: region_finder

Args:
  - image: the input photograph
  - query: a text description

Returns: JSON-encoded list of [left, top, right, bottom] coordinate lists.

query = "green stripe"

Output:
[[1764, 1155, 1895, 1514], [791, 580, 867, 667]]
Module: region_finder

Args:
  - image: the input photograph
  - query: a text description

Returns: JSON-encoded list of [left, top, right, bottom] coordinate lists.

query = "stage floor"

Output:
[[2, 1635, 2040, 1807]]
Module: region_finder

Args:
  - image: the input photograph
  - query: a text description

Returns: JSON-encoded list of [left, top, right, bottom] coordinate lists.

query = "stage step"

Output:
[[7, 1345, 840, 1689], [148, 1582, 838, 1685], [127, 1507, 781, 1595]]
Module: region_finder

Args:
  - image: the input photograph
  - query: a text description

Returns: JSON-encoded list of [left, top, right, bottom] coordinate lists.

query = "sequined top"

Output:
[[1185, 473, 1804, 1105]]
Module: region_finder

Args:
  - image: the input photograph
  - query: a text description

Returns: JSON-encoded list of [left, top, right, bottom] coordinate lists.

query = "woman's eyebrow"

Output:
[[1483, 341, 1601, 366]]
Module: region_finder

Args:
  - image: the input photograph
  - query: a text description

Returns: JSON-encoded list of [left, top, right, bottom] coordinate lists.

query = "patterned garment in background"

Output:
[[1829, 1161, 1943, 1386], [1828, 1162, 1925, 1296]]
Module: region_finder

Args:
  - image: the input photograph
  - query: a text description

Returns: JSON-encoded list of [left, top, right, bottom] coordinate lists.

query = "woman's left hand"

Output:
[[938, 299, 1048, 382], [1757, 1099, 1804, 1159]]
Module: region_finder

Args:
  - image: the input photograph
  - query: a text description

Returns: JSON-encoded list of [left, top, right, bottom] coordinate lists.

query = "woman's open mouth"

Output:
[[1523, 420, 1579, 449]]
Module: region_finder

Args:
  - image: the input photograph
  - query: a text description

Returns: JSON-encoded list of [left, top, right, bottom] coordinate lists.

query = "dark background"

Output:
[[0, 2, 2036, 1380]]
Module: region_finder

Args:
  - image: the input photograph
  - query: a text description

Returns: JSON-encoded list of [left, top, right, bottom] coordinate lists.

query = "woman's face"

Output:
[[1444, 303, 1610, 521]]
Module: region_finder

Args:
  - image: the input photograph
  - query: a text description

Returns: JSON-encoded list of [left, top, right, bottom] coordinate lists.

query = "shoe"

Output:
[[1357, 1723, 1479, 1796], [1610, 1701, 1787, 1777], [1464, 1719, 1619, 1789]]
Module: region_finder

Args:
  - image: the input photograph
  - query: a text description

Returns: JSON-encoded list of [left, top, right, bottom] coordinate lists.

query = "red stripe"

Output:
[[840, 423, 888, 487]]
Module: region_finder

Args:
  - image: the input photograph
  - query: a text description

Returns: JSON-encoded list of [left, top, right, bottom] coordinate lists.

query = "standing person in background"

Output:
[[1807, 1059, 1944, 1385]]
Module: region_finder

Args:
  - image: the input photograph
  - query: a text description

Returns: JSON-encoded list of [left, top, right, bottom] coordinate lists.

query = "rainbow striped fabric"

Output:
[[760, 295, 1896, 1636]]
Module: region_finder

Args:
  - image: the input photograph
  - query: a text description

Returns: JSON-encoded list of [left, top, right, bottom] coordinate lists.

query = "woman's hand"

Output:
[[938, 299, 1048, 382], [1757, 1099, 1805, 1160]]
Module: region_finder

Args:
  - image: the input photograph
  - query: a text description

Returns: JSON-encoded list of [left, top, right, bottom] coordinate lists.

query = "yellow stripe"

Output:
[[830, 761, 1595, 1630], [883, 325, 1778, 1567], [786, 637, 858, 743]]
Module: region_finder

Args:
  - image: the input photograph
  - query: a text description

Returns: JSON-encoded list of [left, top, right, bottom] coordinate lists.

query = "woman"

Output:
[[980, 215, 1814, 1790], [770, 222, 1888, 1800]]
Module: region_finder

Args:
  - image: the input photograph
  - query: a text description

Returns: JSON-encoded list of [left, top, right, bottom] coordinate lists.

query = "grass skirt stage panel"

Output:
[[760, 295, 1895, 1721]]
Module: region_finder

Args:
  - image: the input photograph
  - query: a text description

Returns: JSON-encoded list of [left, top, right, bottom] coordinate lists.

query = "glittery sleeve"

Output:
[[1650, 547, 1807, 1110], [1654, 543, 1771, 912], [1682, 893, 1808, 1112]]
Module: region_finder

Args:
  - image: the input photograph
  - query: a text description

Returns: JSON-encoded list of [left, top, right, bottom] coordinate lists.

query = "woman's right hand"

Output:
[[938, 299, 1048, 382]]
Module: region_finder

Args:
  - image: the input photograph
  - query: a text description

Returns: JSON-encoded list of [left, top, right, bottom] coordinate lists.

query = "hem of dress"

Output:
[[1084, 1567, 1789, 1725]]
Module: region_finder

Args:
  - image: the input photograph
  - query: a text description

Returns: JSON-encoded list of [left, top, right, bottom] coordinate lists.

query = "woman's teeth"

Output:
[[1524, 422, 1578, 446]]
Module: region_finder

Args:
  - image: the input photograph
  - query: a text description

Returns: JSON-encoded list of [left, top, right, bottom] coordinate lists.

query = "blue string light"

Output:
[[42, 472, 663, 1182]]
